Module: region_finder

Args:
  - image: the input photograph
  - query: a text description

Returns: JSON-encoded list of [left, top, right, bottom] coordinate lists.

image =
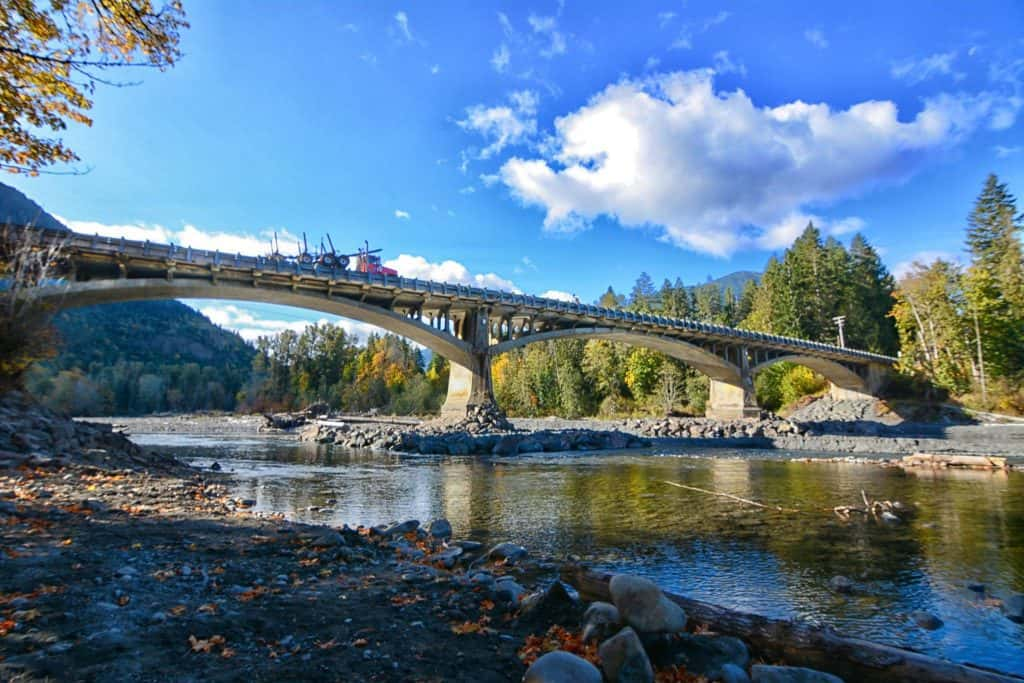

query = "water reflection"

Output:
[[134, 434, 1024, 675]]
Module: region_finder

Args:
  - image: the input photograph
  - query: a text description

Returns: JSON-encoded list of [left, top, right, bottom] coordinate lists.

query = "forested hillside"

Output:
[[26, 301, 255, 415]]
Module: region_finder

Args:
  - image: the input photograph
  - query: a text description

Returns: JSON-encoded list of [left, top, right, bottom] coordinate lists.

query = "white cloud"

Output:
[[480, 173, 501, 187], [498, 69, 1018, 256], [527, 13, 566, 58], [804, 29, 828, 49], [394, 210, 411, 220], [891, 51, 958, 84], [394, 11, 413, 42], [196, 303, 379, 343], [360, 53, 377, 66], [755, 213, 865, 250], [657, 11, 676, 28], [384, 254, 518, 292], [644, 56, 660, 71], [702, 11, 732, 31], [491, 43, 510, 73], [539, 289, 575, 302], [670, 34, 692, 50], [459, 186, 476, 194], [995, 145, 1022, 158], [458, 89, 539, 159], [430, 64, 440, 75], [892, 251, 959, 280], [57, 217, 298, 256], [712, 50, 746, 77], [669, 11, 731, 51]]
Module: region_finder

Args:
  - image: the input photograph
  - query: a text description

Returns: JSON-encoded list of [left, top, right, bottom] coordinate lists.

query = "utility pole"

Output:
[[832, 315, 847, 348]]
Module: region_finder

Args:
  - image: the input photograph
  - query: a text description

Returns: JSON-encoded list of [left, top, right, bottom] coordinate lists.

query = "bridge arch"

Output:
[[33, 278, 476, 368], [489, 327, 742, 384], [749, 354, 867, 392]]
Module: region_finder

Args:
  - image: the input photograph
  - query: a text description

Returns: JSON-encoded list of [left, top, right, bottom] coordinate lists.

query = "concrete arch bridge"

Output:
[[27, 229, 895, 419]]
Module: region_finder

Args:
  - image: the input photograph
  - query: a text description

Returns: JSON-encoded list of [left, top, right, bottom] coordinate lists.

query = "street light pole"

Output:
[[832, 315, 846, 348]]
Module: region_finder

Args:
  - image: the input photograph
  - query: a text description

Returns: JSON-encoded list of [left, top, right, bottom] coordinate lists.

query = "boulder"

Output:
[[608, 574, 687, 634], [670, 634, 749, 679], [598, 626, 653, 683], [428, 518, 452, 540], [721, 663, 752, 683], [750, 665, 844, 683], [488, 542, 528, 564], [495, 577, 527, 603], [382, 519, 419, 537], [523, 651, 603, 683], [519, 581, 582, 627], [581, 601, 621, 643], [492, 435, 521, 455]]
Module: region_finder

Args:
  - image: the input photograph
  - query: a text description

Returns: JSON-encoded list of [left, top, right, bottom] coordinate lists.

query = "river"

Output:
[[134, 433, 1024, 676]]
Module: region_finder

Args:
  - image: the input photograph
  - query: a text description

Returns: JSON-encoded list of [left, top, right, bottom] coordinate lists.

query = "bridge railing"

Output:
[[30, 227, 896, 365]]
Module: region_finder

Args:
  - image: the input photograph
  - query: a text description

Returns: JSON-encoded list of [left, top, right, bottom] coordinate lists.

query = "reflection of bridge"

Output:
[[29, 229, 895, 419]]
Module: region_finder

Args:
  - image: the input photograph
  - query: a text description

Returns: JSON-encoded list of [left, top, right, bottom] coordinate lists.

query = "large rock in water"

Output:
[[523, 651, 603, 683], [598, 626, 654, 683], [751, 665, 844, 683], [608, 574, 687, 634]]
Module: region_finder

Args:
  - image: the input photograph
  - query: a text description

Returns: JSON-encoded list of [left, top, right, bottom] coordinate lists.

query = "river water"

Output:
[[135, 433, 1024, 676]]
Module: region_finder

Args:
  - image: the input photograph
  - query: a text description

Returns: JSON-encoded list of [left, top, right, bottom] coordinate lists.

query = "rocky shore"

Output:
[[0, 396, 872, 682]]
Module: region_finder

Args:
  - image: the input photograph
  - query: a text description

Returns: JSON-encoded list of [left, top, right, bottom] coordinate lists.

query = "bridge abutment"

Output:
[[706, 378, 761, 420]]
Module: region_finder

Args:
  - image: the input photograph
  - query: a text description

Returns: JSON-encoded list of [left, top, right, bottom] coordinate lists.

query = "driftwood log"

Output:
[[560, 565, 1024, 683], [901, 453, 1008, 470]]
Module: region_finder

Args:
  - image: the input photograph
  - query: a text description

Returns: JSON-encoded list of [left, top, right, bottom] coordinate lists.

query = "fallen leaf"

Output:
[[188, 634, 226, 653], [352, 638, 369, 648], [168, 605, 188, 617], [315, 639, 338, 650], [116, 595, 130, 607], [196, 603, 218, 614]]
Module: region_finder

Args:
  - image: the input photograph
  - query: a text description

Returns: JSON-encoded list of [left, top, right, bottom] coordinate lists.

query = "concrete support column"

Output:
[[828, 362, 888, 401], [705, 346, 761, 420], [441, 308, 499, 418]]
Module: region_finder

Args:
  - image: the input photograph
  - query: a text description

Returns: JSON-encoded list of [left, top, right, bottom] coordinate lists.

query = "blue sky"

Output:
[[7, 0, 1024, 340]]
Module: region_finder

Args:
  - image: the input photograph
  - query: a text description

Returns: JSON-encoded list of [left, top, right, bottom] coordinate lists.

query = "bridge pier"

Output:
[[706, 347, 761, 420], [440, 309, 499, 418]]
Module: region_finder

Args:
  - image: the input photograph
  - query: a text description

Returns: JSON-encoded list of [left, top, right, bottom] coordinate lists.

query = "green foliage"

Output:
[[755, 363, 827, 412], [26, 300, 254, 415], [243, 327, 442, 415], [741, 225, 898, 355]]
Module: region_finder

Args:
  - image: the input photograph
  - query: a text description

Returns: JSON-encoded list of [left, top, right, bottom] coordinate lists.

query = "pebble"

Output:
[[608, 574, 687, 634], [523, 651, 603, 683]]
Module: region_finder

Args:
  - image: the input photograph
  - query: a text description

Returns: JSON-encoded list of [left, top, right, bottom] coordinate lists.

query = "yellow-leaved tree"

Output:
[[0, 0, 188, 175]]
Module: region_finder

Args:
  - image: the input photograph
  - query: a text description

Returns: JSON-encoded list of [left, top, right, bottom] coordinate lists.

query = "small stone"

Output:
[[598, 626, 654, 683], [488, 541, 528, 564], [827, 575, 854, 594], [751, 665, 844, 683], [523, 651, 603, 683], [428, 518, 452, 540], [910, 610, 943, 630], [495, 578, 527, 603], [608, 574, 687, 634], [210, 461, 222, 471], [581, 601, 621, 643]]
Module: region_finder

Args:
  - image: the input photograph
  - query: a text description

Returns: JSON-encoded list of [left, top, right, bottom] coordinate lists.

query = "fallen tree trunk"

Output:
[[901, 453, 1008, 469], [560, 565, 1023, 683]]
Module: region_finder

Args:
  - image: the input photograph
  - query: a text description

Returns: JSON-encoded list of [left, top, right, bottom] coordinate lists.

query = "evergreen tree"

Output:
[[629, 273, 657, 312]]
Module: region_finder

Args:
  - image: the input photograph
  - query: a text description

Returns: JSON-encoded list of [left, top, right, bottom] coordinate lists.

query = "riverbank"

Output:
[[0, 395, 876, 683], [83, 396, 1024, 461]]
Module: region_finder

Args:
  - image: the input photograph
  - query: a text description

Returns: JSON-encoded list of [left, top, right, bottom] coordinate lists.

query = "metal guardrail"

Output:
[[35, 228, 896, 365]]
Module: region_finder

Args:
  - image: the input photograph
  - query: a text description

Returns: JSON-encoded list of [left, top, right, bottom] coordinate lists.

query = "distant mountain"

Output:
[[700, 270, 760, 294], [28, 301, 256, 415], [0, 182, 68, 232]]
